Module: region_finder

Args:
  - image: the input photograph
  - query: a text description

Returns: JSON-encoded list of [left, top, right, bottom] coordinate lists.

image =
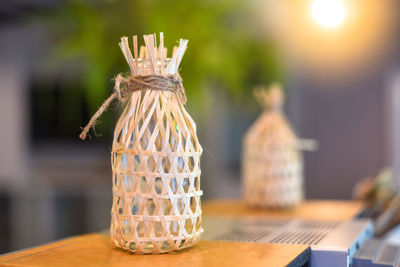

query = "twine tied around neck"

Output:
[[79, 74, 186, 140]]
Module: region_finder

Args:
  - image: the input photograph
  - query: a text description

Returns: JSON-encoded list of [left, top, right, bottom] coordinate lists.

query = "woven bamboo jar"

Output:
[[109, 35, 203, 254], [242, 84, 304, 209]]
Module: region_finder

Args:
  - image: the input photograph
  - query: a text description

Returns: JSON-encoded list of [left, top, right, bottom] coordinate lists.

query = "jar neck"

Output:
[[135, 58, 172, 75]]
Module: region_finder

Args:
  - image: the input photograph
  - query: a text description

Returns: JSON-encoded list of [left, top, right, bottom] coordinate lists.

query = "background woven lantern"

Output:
[[81, 33, 203, 254], [242, 84, 310, 209]]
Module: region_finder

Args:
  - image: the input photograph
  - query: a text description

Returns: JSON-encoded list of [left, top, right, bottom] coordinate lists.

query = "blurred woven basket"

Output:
[[242, 83, 315, 209]]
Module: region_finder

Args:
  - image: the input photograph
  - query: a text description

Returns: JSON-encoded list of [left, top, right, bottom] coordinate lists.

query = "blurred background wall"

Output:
[[0, 0, 400, 254]]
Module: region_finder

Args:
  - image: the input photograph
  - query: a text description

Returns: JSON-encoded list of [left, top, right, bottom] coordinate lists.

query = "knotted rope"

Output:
[[79, 74, 186, 140]]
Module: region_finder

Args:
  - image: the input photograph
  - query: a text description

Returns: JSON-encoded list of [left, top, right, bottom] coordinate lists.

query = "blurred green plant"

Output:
[[47, 0, 283, 112]]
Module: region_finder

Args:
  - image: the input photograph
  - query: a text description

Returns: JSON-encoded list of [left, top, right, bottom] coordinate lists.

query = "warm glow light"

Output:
[[311, 0, 345, 28]]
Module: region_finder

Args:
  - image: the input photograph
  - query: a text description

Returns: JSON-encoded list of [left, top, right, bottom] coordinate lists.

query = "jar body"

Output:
[[110, 88, 203, 254]]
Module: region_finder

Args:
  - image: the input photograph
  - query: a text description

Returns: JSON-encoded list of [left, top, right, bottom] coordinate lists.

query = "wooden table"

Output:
[[202, 199, 362, 220], [0, 200, 362, 267], [0, 234, 310, 267]]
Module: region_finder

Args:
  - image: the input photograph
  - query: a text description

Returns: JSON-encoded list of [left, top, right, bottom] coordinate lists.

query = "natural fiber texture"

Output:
[[79, 74, 186, 140], [242, 84, 304, 208], [107, 34, 202, 254]]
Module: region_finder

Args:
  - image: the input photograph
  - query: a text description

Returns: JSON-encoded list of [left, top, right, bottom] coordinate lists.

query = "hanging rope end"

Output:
[[79, 130, 88, 140], [79, 92, 118, 141]]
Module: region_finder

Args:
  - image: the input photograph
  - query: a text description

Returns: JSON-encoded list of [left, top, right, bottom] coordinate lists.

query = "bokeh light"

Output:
[[311, 0, 346, 28]]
